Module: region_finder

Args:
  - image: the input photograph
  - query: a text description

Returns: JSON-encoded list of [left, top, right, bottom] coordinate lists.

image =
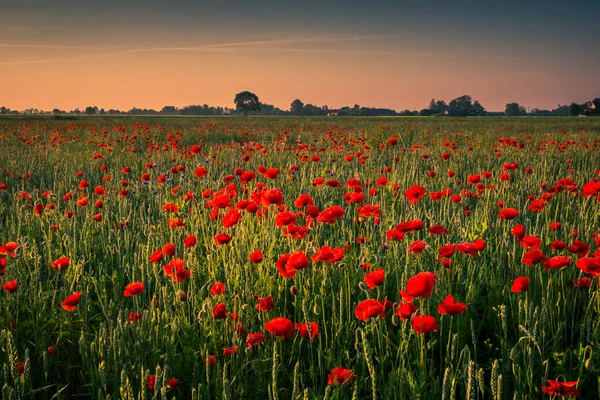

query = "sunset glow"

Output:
[[1, 0, 599, 111]]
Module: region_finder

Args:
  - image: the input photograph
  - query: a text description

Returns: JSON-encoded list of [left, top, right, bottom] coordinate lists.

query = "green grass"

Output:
[[0, 116, 599, 399]]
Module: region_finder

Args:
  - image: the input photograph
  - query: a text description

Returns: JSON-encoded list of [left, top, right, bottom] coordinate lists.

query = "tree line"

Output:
[[1, 93, 598, 117]]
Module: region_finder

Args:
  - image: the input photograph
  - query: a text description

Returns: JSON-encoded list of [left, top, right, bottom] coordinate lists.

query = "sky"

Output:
[[1, 0, 599, 112]]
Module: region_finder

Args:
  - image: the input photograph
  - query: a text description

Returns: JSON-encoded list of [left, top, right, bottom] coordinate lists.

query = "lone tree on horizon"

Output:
[[234, 91, 261, 116]]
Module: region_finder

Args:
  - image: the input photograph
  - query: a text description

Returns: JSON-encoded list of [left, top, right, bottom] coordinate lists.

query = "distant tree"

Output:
[[419, 108, 434, 116], [234, 91, 261, 116], [448, 95, 486, 116], [567, 102, 583, 116], [85, 106, 98, 115], [52, 108, 65, 114], [530, 108, 552, 116], [398, 109, 418, 116], [301, 104, 323, 116], [472, 100, 486, 116], [160, 106, 178, 115], [551, 105, 568, 116], [427, 99, 448, 114], [290, 99, 304, 115], [505, 103, 527, 116], [1, 106, 11, 114], [448, 95, 472, 116]]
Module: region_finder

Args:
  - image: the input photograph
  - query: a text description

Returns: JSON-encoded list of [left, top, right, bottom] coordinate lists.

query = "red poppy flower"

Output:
[[317, 206, 345, 224], [395, 302, 418, 320], [163, 258, 192, 282], [354, 299, 385, 321], [520, 236, 542, 250], [214, 233, 232, 245], [439, 244, 455, 259], [573, 277, 592, 288], [400, 272, 438, 302], [168, 218, 185, 229], [146, 375, 156, 389], [511, 224, 526, 239], [129, 312, 143, 323], [544, 256, 571, 270], [294, 194, 314, 208], [396, 219, 424, 233], [210, 282, 226, 296], [405, 185, 426, 205], [265, 317, 294, 339], [408, 240, 428, 255], [275, 211, 296, 227], [498, 208, 519, 220], [328, 367, 355, 385], [249, 250, 263, 263], [364, 268, 385, 289], [204, 355, 217, 367], [575, 257, 600, 277], [183, 235, 197, 248], [3, 280, 17, 293], [295, 322, 319, 339], [311, 246, 344, 263], [0, 242, 19, 257], [149, 250, 163, 263], [256, 295, 274, 311], [51, 256, 70, 271], [222, 209, 243, 228], [541, 380, 579, 397], [528, 199, 546, 212], [523, 249, 546, 266], [455, 239, 484, 257], [429, 225, 448, 235], [162, 243, 176, 257], [61, 292, 81, 311], [437, 294, 467, 315], [213, 303, 228, 319], [223, 346, 238, 356], [411, 315, 440, 334], [124, 282, 145, 297], [46, 346, 58, 357], [386, 229, 405, 241], [511, 276, 530, 292], [195, 166, 208, 178], [567, 240, 589, 258], [167, 378, 178, 389], [246, 333, 267, 348], [549, 222, 561, 230]]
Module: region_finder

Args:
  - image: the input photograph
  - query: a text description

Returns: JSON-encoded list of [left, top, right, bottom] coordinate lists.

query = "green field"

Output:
[[0, 116, 599, 399]]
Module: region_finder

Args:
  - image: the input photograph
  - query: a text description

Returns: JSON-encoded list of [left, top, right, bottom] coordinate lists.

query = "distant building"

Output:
[[327, 112, 338, 117], [585, 98, 600, 110]]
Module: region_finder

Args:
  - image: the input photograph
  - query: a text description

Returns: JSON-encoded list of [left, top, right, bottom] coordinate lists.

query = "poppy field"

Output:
[[1, 116, 600, 399]]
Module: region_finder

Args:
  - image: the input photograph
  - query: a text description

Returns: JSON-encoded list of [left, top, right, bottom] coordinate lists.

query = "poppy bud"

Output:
[[290, 286, 298, 296], [509, 347, 519, 360]]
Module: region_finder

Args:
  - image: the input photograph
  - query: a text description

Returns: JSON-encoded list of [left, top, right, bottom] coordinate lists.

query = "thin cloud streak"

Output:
[[0, 35, 396, 65], [0, 43, 119, 50], [0, 34, 535, 66]]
